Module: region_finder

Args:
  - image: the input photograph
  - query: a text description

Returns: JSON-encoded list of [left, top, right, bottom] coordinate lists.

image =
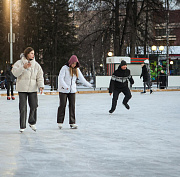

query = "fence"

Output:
[[95, 75, 180, 89], [1, 75, 180, 91]]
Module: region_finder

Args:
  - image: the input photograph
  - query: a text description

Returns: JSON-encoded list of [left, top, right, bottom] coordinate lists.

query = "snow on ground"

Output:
[[0, 91, 180, 177]]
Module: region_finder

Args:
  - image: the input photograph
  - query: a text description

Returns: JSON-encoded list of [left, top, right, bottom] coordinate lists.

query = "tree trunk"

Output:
[[129, 0, 137, 58]]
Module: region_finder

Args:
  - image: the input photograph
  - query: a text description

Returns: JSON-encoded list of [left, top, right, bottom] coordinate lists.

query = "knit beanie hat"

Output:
[[120, 60, 127, 66], [68, 55, 80, 68]]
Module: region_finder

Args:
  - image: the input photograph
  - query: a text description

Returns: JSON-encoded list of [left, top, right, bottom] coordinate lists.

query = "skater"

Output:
[[57, 55, 92, 129], [6, 64, 16, 100], [140, 60, 153, 94], [109, 60, 134, 113], [12, 47, 44, 132], [159, 70, 166, 89]]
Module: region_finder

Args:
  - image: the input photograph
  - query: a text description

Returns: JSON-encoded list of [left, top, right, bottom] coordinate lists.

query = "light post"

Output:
[[151, 45, 164, 88], [9, 0, 13, 64]]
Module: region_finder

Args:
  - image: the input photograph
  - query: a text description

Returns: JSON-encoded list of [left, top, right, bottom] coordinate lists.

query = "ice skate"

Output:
[[58, 123, 63, 129], [70, 124, 78, 129], [19, 129, 25, 133], [29, 124, 37, 132], [7, 96, 11, 100], [11, 96, 15, 100], [123, 103, 130, 110], [150, 90, 153, 94], [141, 91, 146, 94]]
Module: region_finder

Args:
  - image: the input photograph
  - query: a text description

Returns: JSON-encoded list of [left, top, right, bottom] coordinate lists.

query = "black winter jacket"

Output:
[[109, 65, 134, 93], [6, 66, 16, 82], [140, 65, 149, 82]]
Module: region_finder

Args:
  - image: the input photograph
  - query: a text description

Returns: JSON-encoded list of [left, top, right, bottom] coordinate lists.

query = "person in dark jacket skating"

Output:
[[6, 64, 16, 100], [140, 60, 153, 94], [109, 60, 134, 113]]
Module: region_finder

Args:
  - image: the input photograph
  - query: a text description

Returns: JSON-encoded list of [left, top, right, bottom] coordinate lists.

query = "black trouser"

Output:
[[57, 92, 76, 124], [110, 88, 132, 111], [7, 81, 14, 96], [19, 92, 38, 129]]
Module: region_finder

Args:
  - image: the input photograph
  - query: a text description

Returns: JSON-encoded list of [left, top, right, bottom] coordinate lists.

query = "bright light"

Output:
[[151, 45, 157, 51], [100, 64, 103, 67], [108, 52, 113, 57], [170, 61, 174, 64], [159, 46, 164, 51]]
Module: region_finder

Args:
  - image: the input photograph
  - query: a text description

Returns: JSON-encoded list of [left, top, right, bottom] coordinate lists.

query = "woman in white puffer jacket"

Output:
[[12, 47, 44, 133], [57, 55, 92, 129]]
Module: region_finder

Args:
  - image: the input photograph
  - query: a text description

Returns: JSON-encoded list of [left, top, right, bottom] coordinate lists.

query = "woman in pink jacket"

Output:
[[57, 55, 92, 129]]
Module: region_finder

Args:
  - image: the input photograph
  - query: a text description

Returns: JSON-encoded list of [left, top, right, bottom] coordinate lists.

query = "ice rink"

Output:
[[0, 91, 180, 177]]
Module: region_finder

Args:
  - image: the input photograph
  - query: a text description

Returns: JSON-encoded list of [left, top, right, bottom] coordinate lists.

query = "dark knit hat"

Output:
[[120, 60, 127, 66], [68, 55, 80, 68]]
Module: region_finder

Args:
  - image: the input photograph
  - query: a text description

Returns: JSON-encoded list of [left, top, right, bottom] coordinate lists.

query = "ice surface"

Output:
[[0, 91, 180, 177]]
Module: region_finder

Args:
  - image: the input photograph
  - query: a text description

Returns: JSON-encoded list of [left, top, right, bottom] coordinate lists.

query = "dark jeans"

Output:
[[143, 81, 152, 92], [57, 92, 76, 124], [7, 81, 14, 96], [110, 88, 132, 111], [19, 92, 38, 129]]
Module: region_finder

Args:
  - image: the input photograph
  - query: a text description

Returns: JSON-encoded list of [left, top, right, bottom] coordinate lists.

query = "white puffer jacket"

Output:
[[12, 57, 44, 92], [58, 65, 92, 93]]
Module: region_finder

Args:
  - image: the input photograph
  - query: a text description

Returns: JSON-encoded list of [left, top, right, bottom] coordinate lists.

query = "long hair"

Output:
[[70, 67, 78, 77]]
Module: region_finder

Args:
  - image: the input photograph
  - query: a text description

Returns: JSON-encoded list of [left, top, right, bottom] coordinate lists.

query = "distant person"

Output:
[[159, 70, 166, 89], [140, 60, 153, 94], [57, 55, 92, 129], [0, 70, 5, 89], [12, 47, 44, 133], [109, 60, 134, 113], [6, 64, 16, 100]]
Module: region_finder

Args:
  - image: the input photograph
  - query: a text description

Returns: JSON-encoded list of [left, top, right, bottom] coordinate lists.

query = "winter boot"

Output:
[[123, 103, 130, 110], [11, 96, 15, 100], [58, 123, 63, 129], [29, 124, 37, 132], [70, 124, 78, 129], [109, 109, 115, 114], [7, 96, 11, 100]]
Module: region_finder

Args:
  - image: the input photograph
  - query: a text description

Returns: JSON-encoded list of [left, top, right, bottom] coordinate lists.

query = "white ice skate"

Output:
[[58, 123, 63, 129], [70, 124, 78, 129], [29, 124, 37, 132], [19, 129, 25, 133]]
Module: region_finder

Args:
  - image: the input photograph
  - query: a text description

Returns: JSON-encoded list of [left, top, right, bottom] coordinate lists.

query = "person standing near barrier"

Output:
[[159, 70, 166, 89], [6, 64, 16, 100], [0, 70, 5, 89], [57, 55, 92, 129], [109, 60, 134, 113], [140, 60, 153, 94], [12, 47, 44, 132]]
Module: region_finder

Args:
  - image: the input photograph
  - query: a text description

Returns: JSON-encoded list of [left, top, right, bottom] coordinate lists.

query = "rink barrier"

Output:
[[1, 89, 180, 97]]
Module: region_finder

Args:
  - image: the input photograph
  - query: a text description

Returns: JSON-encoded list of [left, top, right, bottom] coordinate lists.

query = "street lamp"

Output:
[[108, 51, 113, 57], [9, 0, 13, 64], [151, 45, 164, 88]]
